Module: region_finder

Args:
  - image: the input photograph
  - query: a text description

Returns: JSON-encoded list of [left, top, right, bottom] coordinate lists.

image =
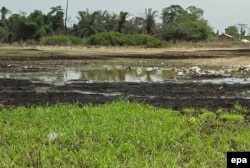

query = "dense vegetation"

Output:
[[86, 31, 162, 47], [0, 100, 249, 167], [0, 5, 215, 46]]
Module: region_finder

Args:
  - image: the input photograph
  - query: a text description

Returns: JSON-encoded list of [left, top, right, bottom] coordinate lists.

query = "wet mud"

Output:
[[0, 78, 249, 110], [0, 48, 250, 110]]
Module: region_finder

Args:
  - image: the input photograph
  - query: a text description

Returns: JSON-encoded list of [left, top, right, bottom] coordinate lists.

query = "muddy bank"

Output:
[[0, 78, 249, 110], [1, 48, 250, 61]]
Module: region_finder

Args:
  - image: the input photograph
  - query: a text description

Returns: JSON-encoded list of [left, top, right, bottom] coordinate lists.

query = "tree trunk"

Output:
[[64, 0, 69, 35]]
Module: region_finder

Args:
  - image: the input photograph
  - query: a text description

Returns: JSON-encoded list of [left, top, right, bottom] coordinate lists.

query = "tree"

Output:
[[162, 5, 212, 43], [8, 14, 39, 41], [103, 12, 117, 31], [49, 6, 63, 15], [0, 6, 10, 20], [117, 11, 129, 33], [48, 6, 64, 34], [225, 25, 238, 37], [162, 5, 185, 24], [237, 23, 247, 37], [28, 10, 49, 40], [0, 20, 10, 42], [0, 7, 11, 42], [186, 6, 204, 18], [74, 9, 107, 37], [65, 0, 69, 34], [143, 8, 158, 35]]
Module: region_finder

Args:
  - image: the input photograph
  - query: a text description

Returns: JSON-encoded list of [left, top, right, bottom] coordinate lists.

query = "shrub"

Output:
[[86, 31, 162, 48], [41, 35, 82, 46], [131, 34, 162, 48]]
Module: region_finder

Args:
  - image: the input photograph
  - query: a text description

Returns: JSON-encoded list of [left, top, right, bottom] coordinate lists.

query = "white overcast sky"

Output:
[[1, 0, 249, 33]]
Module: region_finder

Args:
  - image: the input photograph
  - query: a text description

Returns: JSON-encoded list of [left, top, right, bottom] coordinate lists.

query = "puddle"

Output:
[[201, 78, 250, 84], [0, 65, 250, 84], [0, 66, 177, 83]]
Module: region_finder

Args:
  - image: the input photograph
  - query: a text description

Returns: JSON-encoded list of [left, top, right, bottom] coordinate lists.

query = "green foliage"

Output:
[[41, 35, 82, 46], [0, 100, 250, 167], [74, 9, 109, 38], [182, 107, 196, 116], [143, 8, 158, 35], [86, 31, 131, 46], [86, 31, 162, 47], [225, 25, 239, 37], [163, 12, 212, 43], [8, 14, 39, 41], [162, 5, 185, 24], [232, 102, 249, 113], [199, 111, 216, 121], [162, 5, 212, 43], [132, 33, 162, 47], [0, 20, 10, 42], [0, 4, 239, 44], [220, 113, 244, 122]]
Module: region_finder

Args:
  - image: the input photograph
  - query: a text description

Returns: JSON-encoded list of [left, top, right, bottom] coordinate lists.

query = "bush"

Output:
[[86, 31, 162, 48], [131, 34, 162, 48], [41, 35, 82, 46]]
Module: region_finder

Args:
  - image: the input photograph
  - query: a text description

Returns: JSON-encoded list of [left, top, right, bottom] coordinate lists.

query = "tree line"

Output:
[[0, 5, 214, 44]]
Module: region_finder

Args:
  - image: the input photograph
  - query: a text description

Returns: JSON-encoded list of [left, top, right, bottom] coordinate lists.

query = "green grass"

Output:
[[0, 100, 249, 167]]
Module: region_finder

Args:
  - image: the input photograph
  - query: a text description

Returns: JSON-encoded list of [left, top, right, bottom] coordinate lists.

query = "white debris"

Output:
[[189, 66, 201, 73], [177, 72, 184, 76], [225, 69, 234, 73], [47, 132, 64, 142], [239, 65, 250, 72], [207, 70, 216, 74], [218, 70, 225, 74], [241, 39, 250, 43], [146, 67, 153, 71], [136, 67, 142, 75]]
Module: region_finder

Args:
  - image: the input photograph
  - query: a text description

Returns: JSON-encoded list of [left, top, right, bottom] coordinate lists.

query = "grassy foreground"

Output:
[[0, 100, 249, 167]]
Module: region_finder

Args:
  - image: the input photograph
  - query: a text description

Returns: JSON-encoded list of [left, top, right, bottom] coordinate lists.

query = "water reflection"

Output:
[[64, 69, 82, 81], [79, 67, 176, 82], [1, 66, 250, 84], [0, 66, 177, 82]]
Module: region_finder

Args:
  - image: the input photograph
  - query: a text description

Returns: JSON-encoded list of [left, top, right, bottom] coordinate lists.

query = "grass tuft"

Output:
[[220, 113, 244, 122]]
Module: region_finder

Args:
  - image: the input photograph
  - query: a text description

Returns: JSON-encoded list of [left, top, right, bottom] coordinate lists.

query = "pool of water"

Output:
[[0, 66, 177, 83], [0, 65, 250, 84]]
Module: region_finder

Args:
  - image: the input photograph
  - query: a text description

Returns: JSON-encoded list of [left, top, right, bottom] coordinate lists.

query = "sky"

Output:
[[1, 0, 249, 33]]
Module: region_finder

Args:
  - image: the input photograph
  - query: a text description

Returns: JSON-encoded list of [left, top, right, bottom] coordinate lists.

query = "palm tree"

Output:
[[48, 6, 64, 33], [103, 13, 117, 31], [75, 9, 107, 37], [0, 6, 10, 20], [49, 6, 63, 15], [117, 11, 129, 33], [143, 8, 157, 35]]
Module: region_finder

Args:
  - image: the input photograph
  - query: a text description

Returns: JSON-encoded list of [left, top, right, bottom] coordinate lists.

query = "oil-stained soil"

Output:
[[0, 47, 250, 110], [0, 78, 249, 110]]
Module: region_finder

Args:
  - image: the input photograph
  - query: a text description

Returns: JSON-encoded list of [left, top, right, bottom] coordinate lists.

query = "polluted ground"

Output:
[[0, 47, 250, 110]]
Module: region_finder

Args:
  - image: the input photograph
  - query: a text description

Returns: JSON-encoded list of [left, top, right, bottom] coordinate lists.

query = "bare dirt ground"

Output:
[[0, 47, 250, 110]]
